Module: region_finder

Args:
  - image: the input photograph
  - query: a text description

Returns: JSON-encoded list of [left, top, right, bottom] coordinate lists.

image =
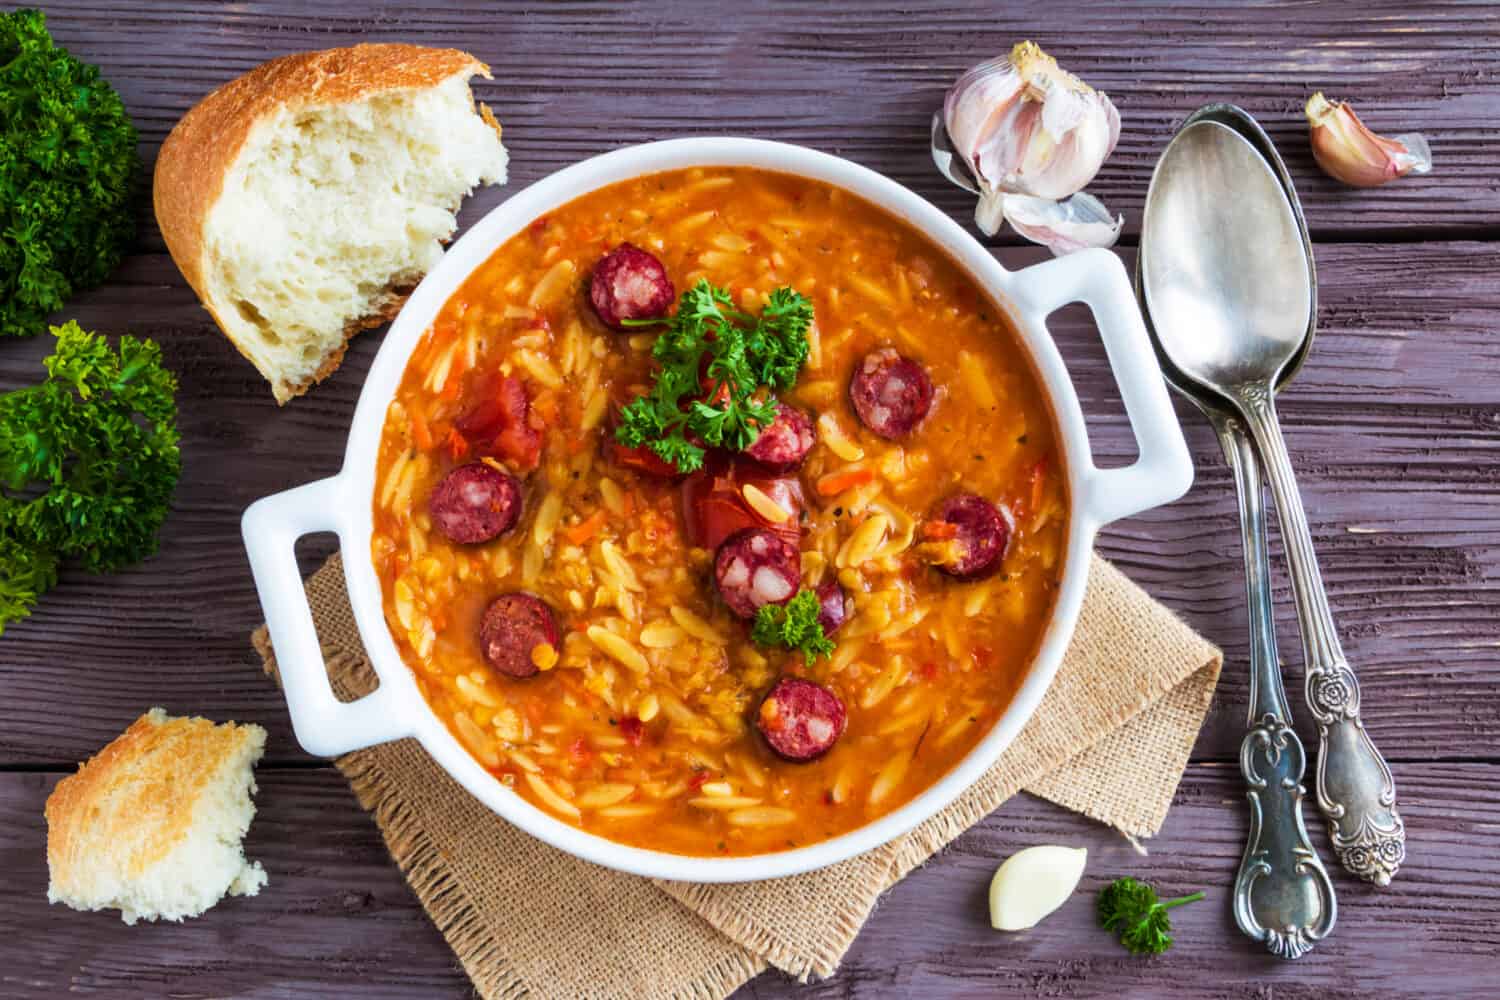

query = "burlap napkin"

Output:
[[252, 553, 1219, 998]]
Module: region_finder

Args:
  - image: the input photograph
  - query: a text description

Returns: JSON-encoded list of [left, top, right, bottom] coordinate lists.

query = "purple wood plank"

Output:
[[0, 769, 466, 998], [777, 762, 1500, 1000], [25, 0, 1500, 248], [1, 764, 1495, 997]]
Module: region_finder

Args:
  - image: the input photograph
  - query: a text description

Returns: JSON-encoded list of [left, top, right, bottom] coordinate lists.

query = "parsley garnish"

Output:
[[751, 589, 835, 663], [1097, 877, 1204, 955], [614, 280, 813, 473]]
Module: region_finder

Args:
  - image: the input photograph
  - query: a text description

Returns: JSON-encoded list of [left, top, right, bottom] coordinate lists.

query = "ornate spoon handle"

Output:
[[1238, 389, 1406, 885], [1210, 410, 1335, 958]]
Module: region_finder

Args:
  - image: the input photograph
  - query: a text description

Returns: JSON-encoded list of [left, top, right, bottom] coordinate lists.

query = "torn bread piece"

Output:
[[45, 708, 268, 924], [154, 44, 509, 403]]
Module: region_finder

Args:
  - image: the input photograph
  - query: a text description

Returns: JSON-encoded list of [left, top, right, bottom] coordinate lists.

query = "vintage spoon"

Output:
[[1138, 108, 1335, 959], [1141, 118, 1405, 887]]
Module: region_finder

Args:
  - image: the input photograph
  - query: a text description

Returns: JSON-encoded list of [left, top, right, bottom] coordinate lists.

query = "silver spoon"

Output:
[[1139, 105, 1335, 958], [1141, 117, 1405, 887]]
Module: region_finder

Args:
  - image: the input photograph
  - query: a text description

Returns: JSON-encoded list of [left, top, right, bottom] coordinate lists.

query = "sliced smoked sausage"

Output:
[[848, 348, 934, 439], [428, 462, 523, 544], [479, 593, 559, 679], [744, 402, 816, 471], [757, 677, 847, 762], [713, 527, 801, 620], [589, 243, 675, 330], [928, 493, 1012, 580], [815, 579, 850, 636]]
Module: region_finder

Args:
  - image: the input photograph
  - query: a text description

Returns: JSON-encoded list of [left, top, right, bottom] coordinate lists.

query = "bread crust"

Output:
[[45, 708, 266, 902], [152, 44, 495, 404]]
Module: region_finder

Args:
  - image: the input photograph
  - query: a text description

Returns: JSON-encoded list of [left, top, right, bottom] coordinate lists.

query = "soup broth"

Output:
[[371, 167, 1067, 856]]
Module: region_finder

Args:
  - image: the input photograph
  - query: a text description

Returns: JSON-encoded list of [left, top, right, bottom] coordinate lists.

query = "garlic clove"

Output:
[[1002, 192, 1122, 256], [988, 844, 1088, 931], [942, 42, 1120, 204], [976, 189, 1008, 237], [944, 54, 1026, 192], [1305, 92, 1433, 188], [930, 112, 981, 195]]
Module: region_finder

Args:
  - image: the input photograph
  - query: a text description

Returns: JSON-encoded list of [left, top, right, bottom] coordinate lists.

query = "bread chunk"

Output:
[[154, 45, 508, 403], [45, 708, 268, 924]]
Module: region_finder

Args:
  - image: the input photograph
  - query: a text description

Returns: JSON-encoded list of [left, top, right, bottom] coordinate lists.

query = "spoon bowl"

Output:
[[1136, 104, 1317, 401], [1140, 120, 1311, 393]]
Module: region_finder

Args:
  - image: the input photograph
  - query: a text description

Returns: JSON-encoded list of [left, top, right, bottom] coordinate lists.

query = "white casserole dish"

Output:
[[242, 137, 1192, 882]]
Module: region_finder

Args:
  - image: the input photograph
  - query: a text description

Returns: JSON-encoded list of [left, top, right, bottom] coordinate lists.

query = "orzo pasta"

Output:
[[371, 167, 1066, 856]]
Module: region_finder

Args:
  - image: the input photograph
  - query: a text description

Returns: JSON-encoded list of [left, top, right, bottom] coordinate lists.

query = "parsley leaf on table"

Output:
[[1096, 876, 1204, 955]]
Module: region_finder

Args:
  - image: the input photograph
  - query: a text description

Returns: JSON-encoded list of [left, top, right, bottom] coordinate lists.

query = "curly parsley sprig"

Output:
[[615, 280, 813, 473], [751, 589, 835, 663], [1097, 877, 1204, 955], [1, 9, 141, 337], [0, 321, 181, 633]]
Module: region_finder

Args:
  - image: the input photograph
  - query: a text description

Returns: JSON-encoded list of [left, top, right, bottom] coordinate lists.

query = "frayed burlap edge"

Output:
[[663, 855, 895, 985], [340, 745, 764, 1000], [339, 735, 530, 1000], [894, 655, 1220, 875]]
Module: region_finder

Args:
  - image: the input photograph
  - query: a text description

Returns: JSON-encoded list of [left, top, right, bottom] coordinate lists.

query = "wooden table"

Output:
[[3, 2, 1497, 996]]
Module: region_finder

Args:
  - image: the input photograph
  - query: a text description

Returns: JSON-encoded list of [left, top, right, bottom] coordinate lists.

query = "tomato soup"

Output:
[[371, 167, 1066, 856]]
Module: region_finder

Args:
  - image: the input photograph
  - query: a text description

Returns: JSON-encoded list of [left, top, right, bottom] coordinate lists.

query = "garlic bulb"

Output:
[[988, 844, 1088, 931], [1305, 92, 1432, 188], [936, 42, 1121, 254]]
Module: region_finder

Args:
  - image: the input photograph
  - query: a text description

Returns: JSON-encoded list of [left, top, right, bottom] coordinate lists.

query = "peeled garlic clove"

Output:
[[1305, 92, 1432, 188], [943, 41, 1120, 204], [988, 844, 1088, 931], [1002, 192, 1122, 256]]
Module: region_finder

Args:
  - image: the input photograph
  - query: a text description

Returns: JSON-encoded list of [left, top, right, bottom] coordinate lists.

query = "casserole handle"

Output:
[[1013, 248, 1193, 527], [242, 477, 413, 757]]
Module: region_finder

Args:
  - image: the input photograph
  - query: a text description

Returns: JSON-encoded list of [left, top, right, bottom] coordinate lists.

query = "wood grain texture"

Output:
[[2, 2, 1497, 997], [0, 769, 465, 999], [26, 0, 1500, 248], [2, 765, 1495, 998]]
